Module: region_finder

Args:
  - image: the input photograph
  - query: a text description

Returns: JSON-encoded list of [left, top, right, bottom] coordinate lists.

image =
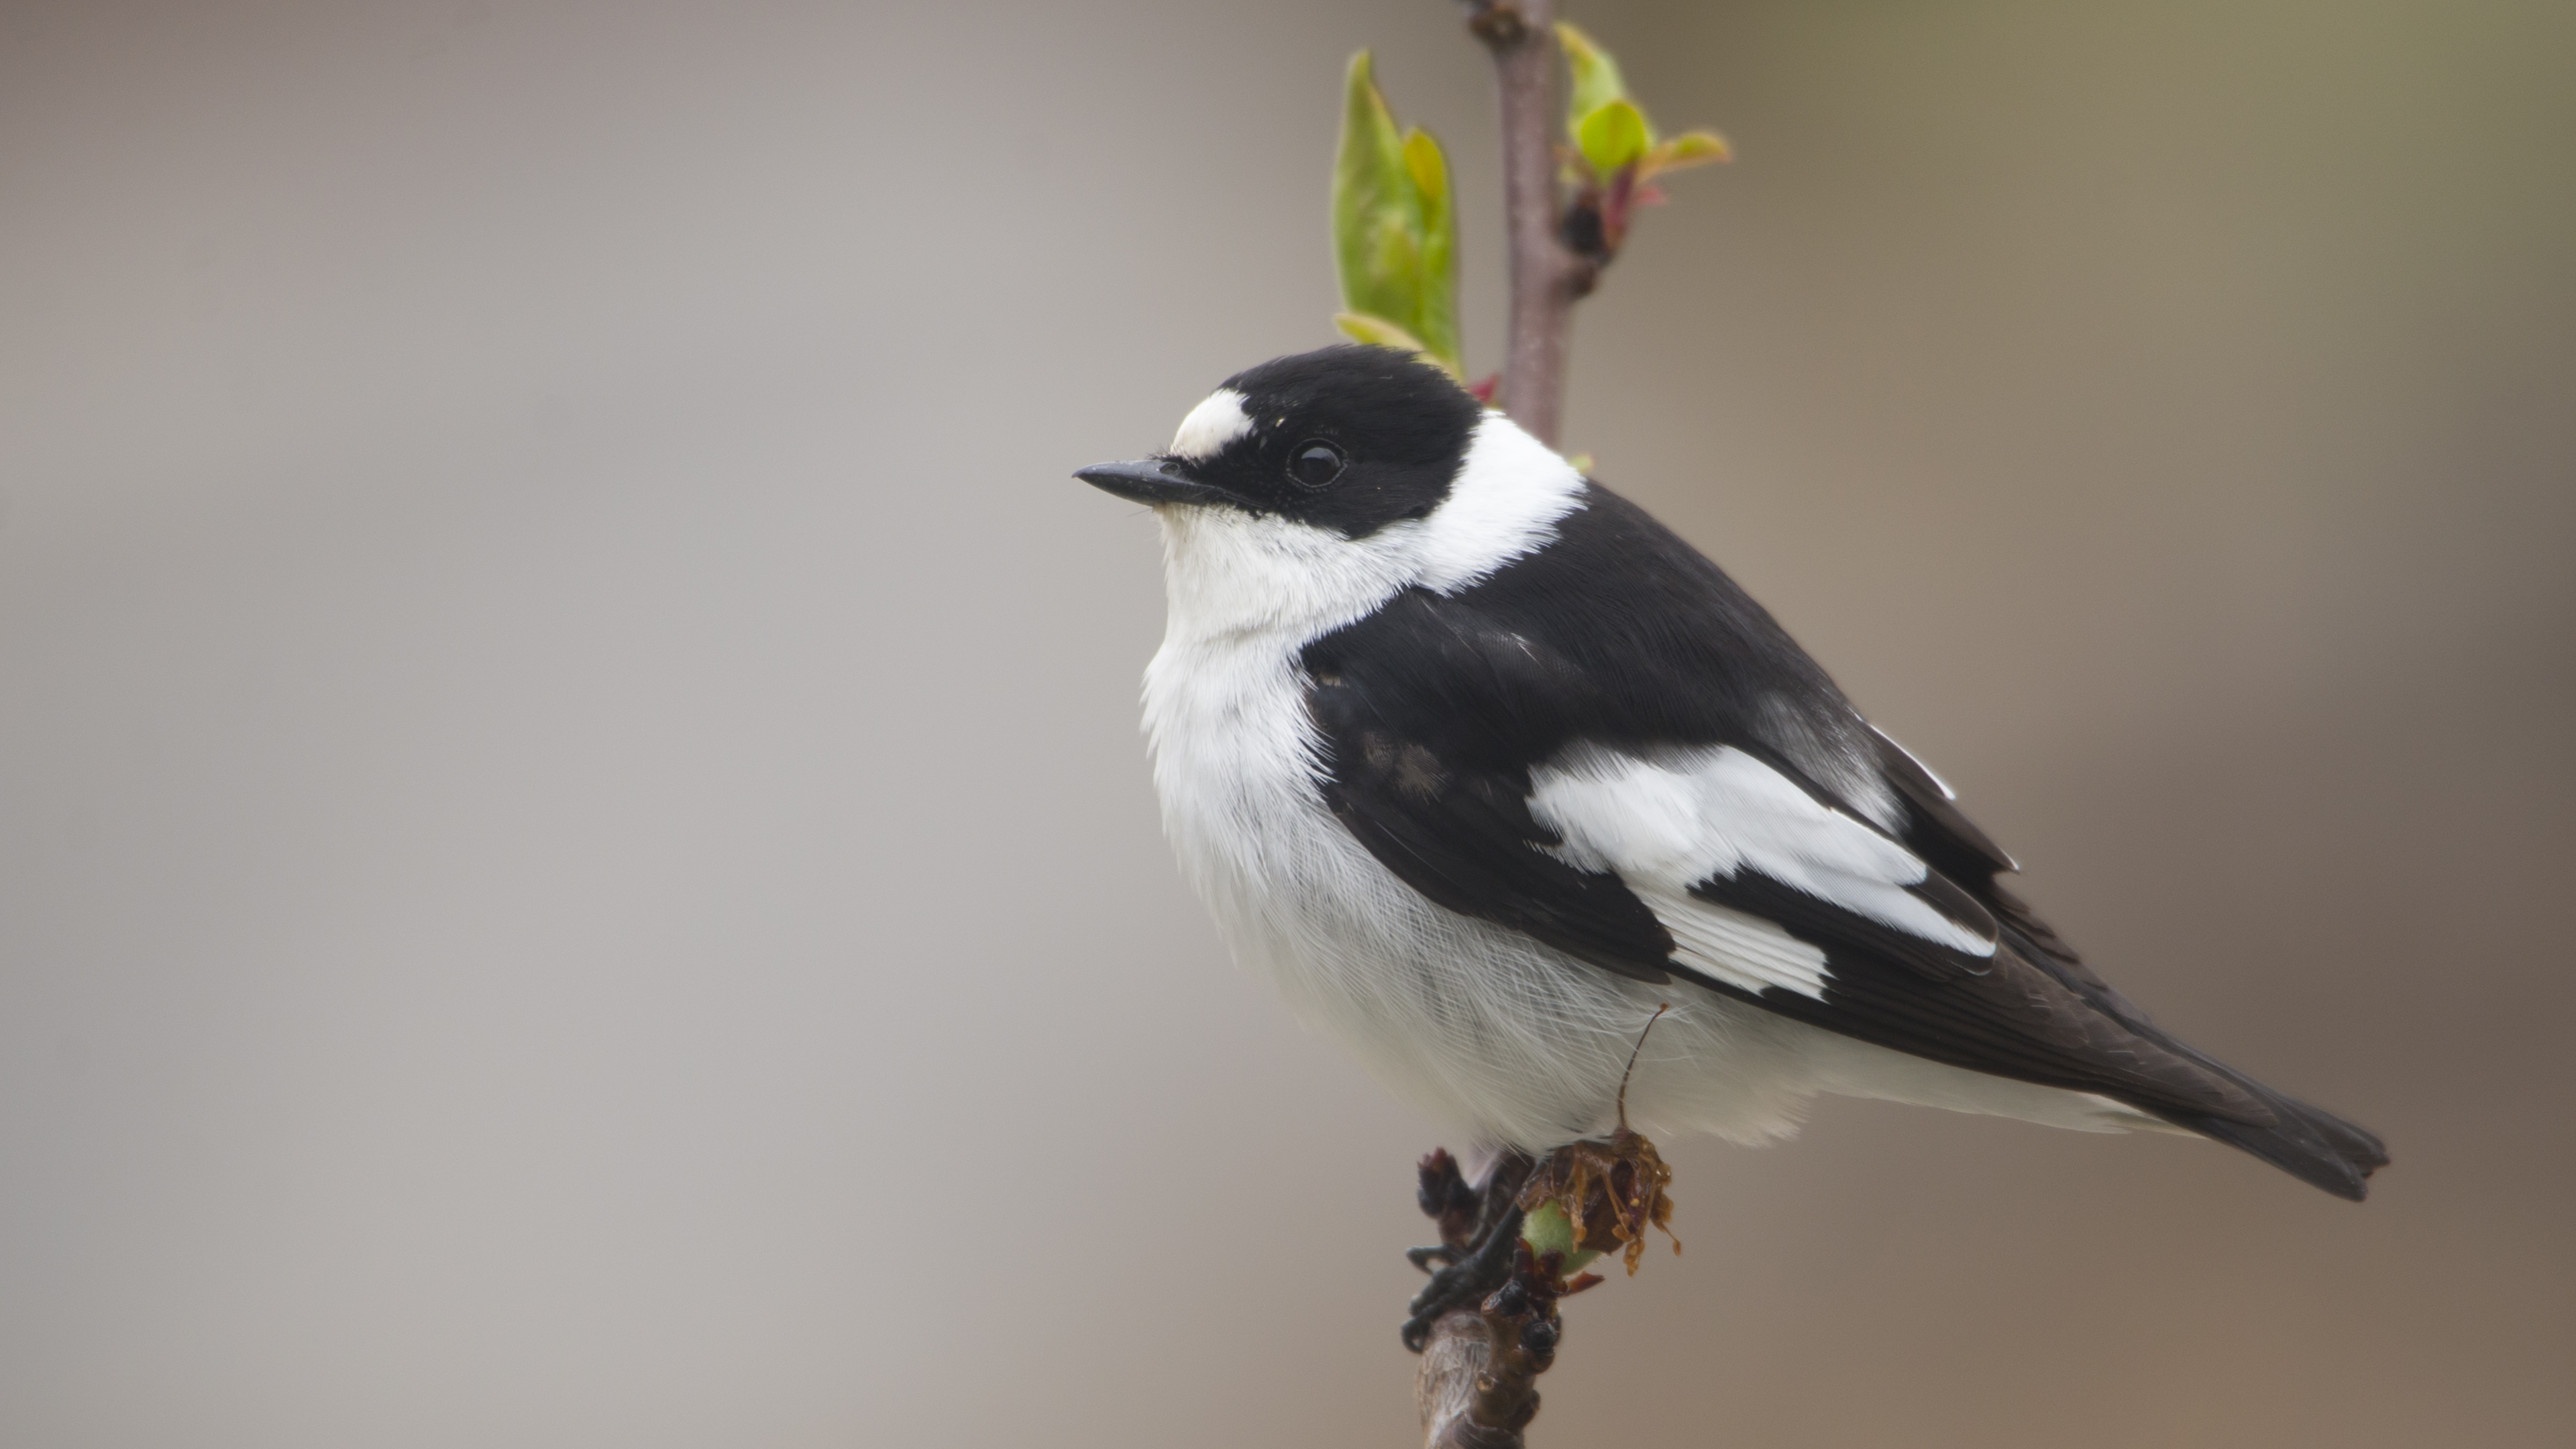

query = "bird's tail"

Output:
[[1999, 921, 2390, 1199], [2151, 1068, 2390, 1201]]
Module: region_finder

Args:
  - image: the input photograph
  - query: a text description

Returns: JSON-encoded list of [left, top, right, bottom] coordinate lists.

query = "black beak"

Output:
[[1074, 458, 1236, 507]]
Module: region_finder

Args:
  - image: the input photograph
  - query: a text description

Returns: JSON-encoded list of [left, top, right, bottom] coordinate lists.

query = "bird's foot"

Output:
[[1414, 1147, 1483, 1246], [1401, 1148, 1533, 1352], [1403, 1147, 1482, 1275], [1401, 1210, 1524, 1350]]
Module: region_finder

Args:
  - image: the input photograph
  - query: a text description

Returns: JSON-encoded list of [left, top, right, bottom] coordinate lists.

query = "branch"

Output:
[[1414, 1152, 1552, 1449], [1418, 1301, 1537, 1449], [1410, 1117, 1680, 1445], [1460, 0, 1589, 449]]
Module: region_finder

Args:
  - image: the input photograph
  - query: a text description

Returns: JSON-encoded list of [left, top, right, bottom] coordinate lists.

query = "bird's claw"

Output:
[[1399, 1201, 1524, 1350]]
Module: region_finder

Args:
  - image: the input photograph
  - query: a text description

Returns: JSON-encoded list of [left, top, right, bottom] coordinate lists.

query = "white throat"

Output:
[[1150, 411, 1586, 647]]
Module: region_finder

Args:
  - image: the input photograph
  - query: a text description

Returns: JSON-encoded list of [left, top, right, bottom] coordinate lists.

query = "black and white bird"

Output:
[[1078, 347, 2387, 1244]]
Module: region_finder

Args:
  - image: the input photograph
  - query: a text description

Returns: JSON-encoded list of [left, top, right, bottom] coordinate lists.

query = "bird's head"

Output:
[[1076, 345, 1485, 537], [1077, 346, 1586, 638]]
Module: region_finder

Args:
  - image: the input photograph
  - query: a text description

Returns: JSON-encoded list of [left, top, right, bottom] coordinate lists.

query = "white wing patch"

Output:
[[1633, 883, 1831, 998], [1528, 743, 1994, 1000]]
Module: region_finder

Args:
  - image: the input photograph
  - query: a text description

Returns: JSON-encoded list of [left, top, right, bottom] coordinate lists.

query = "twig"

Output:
[[1417, 1303, 1511, 1449], [1459, 0, 1591, 449], [1413, 1128, 1681, 1445], [1414, 1154, 1552, 1449]]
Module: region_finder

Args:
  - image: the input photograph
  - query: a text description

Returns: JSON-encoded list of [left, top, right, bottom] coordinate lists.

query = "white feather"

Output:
[[1413, 413, 1586, 594], [1150, 412, 1583, 645], [1635, 884, 1833, 999], [1528, 742, 1996, 1001], [1169, 388, 1252, 461], [1136, 405, 2147, 1152]]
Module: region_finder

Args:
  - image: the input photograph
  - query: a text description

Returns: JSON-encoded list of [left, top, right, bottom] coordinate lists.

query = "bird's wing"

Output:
[[1299, 484, 2267, 1126]]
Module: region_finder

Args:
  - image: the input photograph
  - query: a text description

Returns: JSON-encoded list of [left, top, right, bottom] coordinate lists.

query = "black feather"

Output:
[[1302, 479, 2389, 1199]]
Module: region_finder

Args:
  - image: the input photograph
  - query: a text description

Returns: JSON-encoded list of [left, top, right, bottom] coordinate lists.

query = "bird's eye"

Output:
[[1289, 440, 1346, 490]]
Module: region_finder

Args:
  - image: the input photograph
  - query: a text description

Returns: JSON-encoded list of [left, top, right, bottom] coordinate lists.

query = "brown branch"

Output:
[[1417, 1241, 1571, 1449], [1418, 1301, 1536, 1449], [1460, 0, 1593, 449], [1417, 1307, 1503, 1448], [1417, 1260, 1550, 1448], [1414, 1152, 1555, 1449], [1411, 1133, 1681, 1446]]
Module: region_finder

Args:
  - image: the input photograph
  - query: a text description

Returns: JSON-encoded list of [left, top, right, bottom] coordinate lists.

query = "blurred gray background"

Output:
[[3, 1, 2569, 1444]]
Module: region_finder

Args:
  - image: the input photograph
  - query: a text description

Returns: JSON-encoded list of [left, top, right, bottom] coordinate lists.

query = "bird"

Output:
[[1076, 345, 2387, 1334]]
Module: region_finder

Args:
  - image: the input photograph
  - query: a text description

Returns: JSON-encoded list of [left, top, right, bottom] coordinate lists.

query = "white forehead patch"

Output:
[[1170, 388, 1254, 461]]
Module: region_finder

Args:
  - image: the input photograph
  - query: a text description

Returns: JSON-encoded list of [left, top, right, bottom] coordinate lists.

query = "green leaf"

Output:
[[1402, 127, 1447, 209], [1330, 52, 1462, 376], [1642, 129, 1730, 177], [1556, 21, 1630, 129], [1332, 311, 1430, 356], [1400, 129, 1460, 372], [1576, 98, 1651, 176], [1333, 52, 1415, 335]]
